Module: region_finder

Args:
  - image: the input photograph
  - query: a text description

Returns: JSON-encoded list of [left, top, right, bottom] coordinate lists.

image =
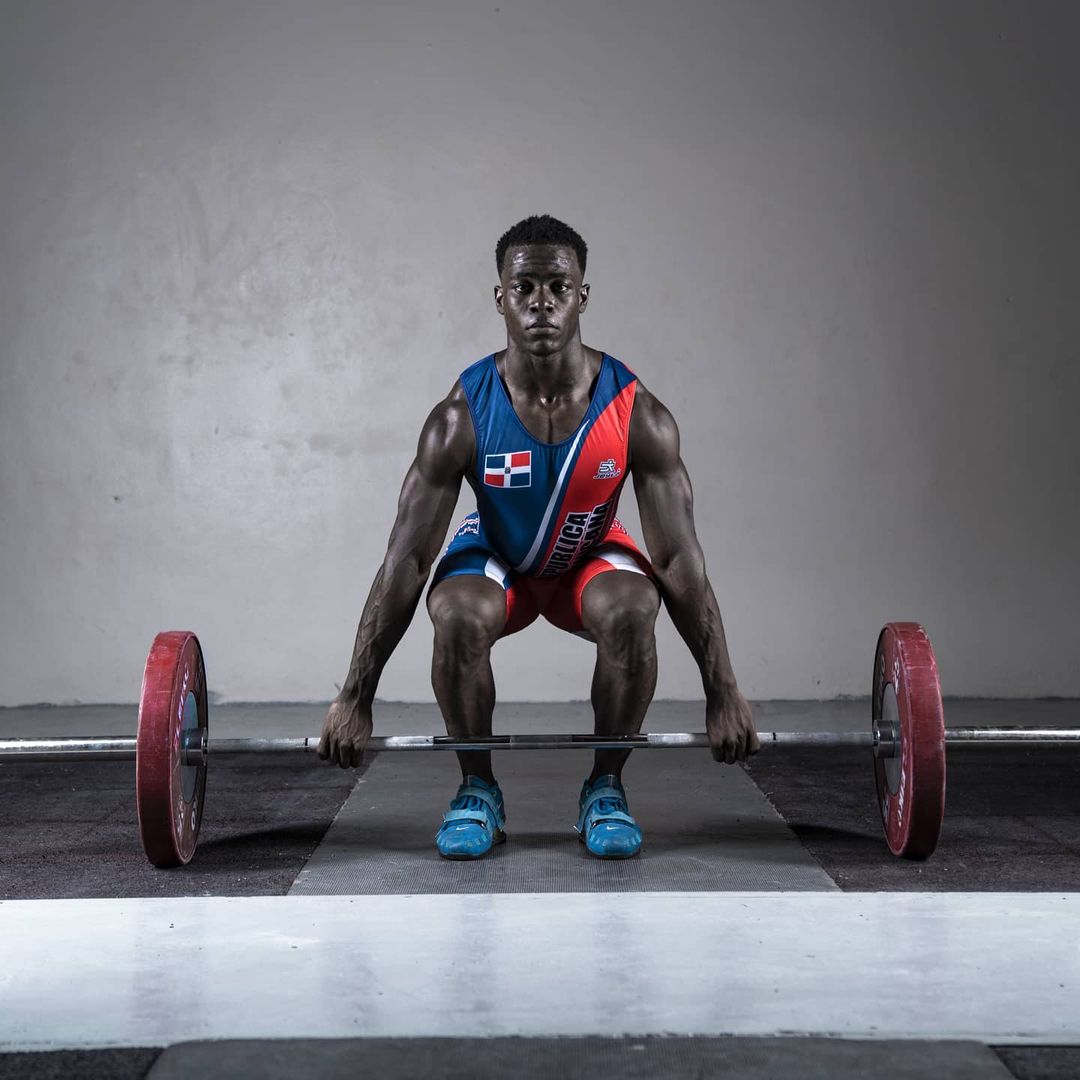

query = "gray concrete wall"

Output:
[[1, 0, 1077, 705]]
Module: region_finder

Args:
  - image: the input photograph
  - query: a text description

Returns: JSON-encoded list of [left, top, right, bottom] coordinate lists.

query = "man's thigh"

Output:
[[429, 546, 540, 637]]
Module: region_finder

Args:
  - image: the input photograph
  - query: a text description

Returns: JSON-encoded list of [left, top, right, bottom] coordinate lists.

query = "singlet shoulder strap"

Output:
[[457, 354, 500, 442], [602, 353, 638, 392]]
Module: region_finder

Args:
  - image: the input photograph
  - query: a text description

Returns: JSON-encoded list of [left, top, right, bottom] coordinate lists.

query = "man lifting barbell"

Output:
[[317, 214, 759, 859]]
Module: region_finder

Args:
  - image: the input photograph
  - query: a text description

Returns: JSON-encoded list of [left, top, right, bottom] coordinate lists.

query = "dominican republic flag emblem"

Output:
[[484, 451, 531, 488]]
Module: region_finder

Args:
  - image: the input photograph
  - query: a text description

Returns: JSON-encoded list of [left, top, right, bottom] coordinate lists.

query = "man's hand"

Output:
[[706, 687, 760, 764], [318, 697, 373, 769]]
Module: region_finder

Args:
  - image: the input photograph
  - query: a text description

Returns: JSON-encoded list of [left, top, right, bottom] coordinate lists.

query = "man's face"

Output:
[[495, 245, 590, 356]]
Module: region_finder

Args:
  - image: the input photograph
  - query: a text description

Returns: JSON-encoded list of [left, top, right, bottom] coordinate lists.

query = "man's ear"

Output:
[[579, 282, 590, 311], [494, 284, 505, 314]]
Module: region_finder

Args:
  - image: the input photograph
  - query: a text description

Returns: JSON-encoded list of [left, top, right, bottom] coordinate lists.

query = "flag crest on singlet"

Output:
[[484, 451, 532, 488], [457, 352, 639, 577]]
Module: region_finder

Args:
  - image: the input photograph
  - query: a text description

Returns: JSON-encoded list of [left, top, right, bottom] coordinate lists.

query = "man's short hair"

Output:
[[495, 214, 588, 277]]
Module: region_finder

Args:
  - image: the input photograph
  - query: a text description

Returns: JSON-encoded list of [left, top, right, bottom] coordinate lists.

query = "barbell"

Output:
[[0, 623, 1076, 868]]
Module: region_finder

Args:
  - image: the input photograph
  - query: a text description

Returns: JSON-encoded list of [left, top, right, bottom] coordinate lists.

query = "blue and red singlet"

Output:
[[431, 352, 655, 638]]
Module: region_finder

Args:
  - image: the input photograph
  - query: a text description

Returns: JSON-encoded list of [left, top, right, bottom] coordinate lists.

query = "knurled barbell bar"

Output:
[[0, 623, 1075, 868], [7, 728, 1080, 763]]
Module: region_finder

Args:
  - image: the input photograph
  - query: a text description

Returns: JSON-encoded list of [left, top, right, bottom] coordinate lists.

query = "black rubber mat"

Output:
[[996, 1047, 1080, 1079], [0, 755, 358, 898], [289, 748, 834, 894], [744, 745, 1080, 890], [145, 1036, 1012, 1079], [0, 1042, 1076, 1079], [0, 1048, 160, 1079]]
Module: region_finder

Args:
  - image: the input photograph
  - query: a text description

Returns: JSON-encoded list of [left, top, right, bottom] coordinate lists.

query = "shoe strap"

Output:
[[450, 785, 505, 827], [581, 786, 627, 817], [584, 808, 638, 829]]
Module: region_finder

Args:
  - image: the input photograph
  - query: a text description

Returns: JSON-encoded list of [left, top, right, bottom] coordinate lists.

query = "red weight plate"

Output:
[[136, 631, 208, 867], [872, 622, 946, 859]]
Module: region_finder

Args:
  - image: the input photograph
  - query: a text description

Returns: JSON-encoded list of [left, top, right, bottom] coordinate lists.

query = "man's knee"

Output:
[[581, 572, 660, 661], [428, 577, 506, 662]]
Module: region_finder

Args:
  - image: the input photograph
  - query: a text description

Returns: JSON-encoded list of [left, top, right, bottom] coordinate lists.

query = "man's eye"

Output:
[[514, 283, 531, 293]]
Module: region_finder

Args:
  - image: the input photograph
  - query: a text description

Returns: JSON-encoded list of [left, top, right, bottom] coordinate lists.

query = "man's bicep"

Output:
[[634, 458, 700, 571], [632, 389, 702, 567], [385, 459, 462, 571]]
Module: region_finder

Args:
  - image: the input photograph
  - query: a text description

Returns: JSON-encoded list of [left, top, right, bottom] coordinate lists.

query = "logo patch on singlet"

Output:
[[484, 451, 532, 488], [593, 458, 621, 480]]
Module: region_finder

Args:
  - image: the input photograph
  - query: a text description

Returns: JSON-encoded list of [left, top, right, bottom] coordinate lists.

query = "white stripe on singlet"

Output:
[[483, 555, 510, 587], [513, 424, 589, 574], [595, 544, 646, 575]]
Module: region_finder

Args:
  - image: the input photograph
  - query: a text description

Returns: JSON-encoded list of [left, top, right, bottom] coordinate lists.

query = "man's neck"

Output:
[[503, 339, 592, 402]]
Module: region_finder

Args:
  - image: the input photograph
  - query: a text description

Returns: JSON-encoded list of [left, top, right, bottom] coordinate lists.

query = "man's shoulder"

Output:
[[428, 349, 500, 431], [416, 383, 475, 475], [431, 380, 471, 425], [627, 381, 679, 469], [628, 380, 664, 420]]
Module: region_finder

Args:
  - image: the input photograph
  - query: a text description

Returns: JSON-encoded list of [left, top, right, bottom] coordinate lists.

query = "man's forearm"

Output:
[[653, 551, 739, 701], [338, 556, 429, 707]]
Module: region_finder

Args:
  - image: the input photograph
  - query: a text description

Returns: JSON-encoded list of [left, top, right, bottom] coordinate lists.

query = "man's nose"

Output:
[[529, 291, 555, 311]]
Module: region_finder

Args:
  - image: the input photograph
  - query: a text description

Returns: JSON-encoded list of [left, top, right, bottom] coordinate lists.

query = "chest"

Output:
[[504, 389, 593, 445]]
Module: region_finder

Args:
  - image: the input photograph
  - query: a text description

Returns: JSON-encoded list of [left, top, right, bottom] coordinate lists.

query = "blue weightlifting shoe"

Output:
[[435, 775, 506, 860], [576, 774, 642, 859]]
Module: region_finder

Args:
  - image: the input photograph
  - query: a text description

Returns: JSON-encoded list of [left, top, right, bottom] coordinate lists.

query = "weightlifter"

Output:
[[318, 214, 759, 859]]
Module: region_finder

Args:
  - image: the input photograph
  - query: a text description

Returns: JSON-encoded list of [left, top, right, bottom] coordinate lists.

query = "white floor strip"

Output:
[[1, 892, 1078, 1050]]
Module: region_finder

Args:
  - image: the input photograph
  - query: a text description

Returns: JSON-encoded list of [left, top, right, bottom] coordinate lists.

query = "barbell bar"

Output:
[[0, 623, 1075, 869], [4, 726, 1080, 766]]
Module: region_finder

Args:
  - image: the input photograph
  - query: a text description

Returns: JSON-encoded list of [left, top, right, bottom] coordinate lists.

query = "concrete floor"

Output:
[[1, 892, 1078, 1050]]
